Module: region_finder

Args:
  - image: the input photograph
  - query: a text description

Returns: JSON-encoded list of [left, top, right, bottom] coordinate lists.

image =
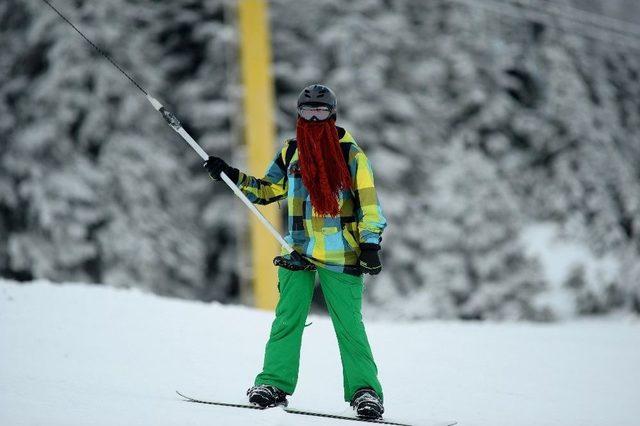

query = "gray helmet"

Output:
[[297, 84, 337, 119]]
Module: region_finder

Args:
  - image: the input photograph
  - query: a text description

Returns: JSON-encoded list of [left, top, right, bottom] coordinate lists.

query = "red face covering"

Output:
[[296, 117, 352, 217]]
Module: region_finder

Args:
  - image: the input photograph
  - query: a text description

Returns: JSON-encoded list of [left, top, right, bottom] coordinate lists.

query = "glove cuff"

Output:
[[359, 243, 381, 251]]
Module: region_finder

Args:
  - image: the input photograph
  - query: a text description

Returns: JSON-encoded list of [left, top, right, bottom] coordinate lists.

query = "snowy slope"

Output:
[[1, 279, 638, 426]]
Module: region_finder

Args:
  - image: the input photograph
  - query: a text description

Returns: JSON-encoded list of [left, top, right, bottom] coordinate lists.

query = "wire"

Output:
[[512, 0, 640, 43], [532, 0, 640, 39], [449, 0, 640, 51], [465, 0, 640, 41], [40, 0, 149, 95]]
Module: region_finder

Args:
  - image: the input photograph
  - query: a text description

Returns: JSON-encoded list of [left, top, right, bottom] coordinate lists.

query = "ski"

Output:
[[176, 391, 456, 426]]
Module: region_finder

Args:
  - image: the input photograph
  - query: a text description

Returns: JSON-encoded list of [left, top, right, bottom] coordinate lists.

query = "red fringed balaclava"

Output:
[[296, 118, 352, 216]]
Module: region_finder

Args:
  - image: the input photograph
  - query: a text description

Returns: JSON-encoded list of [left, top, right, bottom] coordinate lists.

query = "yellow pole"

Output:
[[237, 0, 280, 310]]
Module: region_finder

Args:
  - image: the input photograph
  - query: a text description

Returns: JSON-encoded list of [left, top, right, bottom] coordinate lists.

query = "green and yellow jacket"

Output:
[[235, 127, 387, 274]]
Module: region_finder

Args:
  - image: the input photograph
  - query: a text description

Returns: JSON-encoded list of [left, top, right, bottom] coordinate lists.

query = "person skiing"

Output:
[[204, 84, 387, 419]]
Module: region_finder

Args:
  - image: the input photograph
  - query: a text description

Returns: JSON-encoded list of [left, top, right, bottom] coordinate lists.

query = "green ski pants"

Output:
[[254, 266, 383, 402]]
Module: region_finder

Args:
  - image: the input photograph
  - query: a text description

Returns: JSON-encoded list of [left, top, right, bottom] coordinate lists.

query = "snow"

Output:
[[521, 223, 619, 288], [1, 279, 639, 426], [521, 223, 621, 318]]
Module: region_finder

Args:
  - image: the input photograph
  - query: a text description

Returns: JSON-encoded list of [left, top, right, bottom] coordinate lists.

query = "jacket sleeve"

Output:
[[350, 149, 387, 246], [236, 143, 289, 205]]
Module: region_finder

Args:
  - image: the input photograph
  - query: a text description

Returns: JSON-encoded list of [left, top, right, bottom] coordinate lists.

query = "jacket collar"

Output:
[[337, 126, 355, 144]]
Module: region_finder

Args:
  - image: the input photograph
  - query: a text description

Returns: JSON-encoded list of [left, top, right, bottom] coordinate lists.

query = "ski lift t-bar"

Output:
[[145, 95, 299, 256], [40, 0, 297, 256], [144, 96, 297, 255]]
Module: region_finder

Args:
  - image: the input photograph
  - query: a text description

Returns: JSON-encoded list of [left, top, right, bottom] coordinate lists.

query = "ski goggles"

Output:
[[297, 104, 334, 121]]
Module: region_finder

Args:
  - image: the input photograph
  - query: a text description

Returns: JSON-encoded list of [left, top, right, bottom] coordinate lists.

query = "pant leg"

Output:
[[317, 267, 383, 402], [254, 267, 316, 394]]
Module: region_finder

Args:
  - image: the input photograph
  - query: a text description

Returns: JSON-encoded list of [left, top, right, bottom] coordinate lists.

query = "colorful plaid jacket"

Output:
[[235, 127, 387, 274]]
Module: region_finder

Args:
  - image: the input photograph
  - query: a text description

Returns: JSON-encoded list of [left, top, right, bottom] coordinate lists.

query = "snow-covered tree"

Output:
[[2, 0, 639, 318]]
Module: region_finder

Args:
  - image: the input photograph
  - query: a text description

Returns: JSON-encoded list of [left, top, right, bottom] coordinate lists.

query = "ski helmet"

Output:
[[297, 84, 337, 120]]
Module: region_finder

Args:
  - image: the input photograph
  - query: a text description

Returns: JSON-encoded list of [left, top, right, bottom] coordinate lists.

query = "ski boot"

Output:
[[350, 388, 384, 419], [247, 384, 288, 408]]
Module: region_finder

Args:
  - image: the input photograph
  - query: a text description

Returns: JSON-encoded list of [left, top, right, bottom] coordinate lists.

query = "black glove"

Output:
[[359, 243, 382, 275], [204, 156, 239, 183]]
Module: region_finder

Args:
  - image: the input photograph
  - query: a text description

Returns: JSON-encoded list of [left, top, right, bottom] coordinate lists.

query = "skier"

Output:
[[204, 84, 387, 419]]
